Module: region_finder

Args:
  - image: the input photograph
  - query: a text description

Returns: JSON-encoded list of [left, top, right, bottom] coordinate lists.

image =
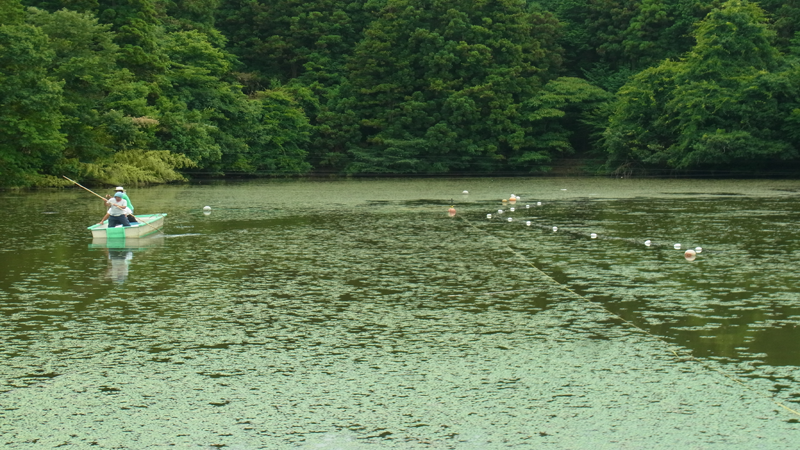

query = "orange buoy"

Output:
[[448, 206, 456, 217]]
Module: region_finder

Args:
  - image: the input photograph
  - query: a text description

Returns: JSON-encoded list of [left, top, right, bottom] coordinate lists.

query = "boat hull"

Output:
[[88, 214, 167, 239], [89, 235, 165, 250]]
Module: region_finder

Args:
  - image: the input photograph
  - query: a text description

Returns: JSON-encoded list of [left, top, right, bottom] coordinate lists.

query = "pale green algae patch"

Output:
[[1, 178, 800, 448], [2, 303, 797, 448]]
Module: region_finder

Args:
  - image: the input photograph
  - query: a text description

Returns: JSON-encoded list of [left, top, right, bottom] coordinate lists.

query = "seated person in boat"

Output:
[[99, 192, 131, 227], [105, 186, 137, 223]]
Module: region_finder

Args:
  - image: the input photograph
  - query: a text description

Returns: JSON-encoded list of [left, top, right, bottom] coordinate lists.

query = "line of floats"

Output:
[[451, 192, 704, 261]]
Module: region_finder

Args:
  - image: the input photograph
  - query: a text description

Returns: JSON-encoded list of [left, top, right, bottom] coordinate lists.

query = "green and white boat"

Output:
[[88, 235, 165, 250], [88, 213, 167, 239]]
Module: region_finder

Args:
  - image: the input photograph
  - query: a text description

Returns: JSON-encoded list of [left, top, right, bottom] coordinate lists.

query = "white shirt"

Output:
[[107, 198, 128, 216]]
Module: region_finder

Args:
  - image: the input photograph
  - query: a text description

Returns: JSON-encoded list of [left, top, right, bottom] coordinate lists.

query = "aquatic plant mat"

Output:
[[1, 179, 799, 448]]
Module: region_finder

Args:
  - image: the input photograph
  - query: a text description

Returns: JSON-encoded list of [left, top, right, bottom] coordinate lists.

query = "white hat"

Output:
[[115, 186, 124, 191]]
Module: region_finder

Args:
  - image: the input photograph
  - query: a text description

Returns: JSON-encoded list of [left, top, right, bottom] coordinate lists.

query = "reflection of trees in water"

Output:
[[107, 250, 133, 283]]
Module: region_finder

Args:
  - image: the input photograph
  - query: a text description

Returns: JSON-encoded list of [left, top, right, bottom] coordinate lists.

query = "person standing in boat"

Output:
[[106, 186, 137, 223], [98, 192, 131, 227]]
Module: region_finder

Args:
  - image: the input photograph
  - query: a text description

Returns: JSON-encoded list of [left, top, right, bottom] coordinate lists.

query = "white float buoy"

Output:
[[462, 190, 469, 194], [684, 249, 697, 261], [537, 202, 542, 206], [507, 217, 513, 222], [590, 233, 597, 239], [510, 207, 515, 212], [552, 226, 558, 232], [498, 209, 503, 214], [695, 247, 702, 253], [526, 205, 530, 209], [674, 243, 681, 250], [645, 240, 651, 246], [203, 206, 211, 211], [487, 214, 492, 219], [526, 221, 531, 226]]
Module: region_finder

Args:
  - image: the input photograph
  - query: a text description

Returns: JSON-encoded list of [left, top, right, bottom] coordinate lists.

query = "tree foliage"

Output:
[[4, 0, 800, 187], [603, 0, 799, 173], [338, 0, 604, 174], [80, 149, 196, 185], [541, 0, 720, 92], [27, 8, 123, 164], [0, 17, 65, 187]]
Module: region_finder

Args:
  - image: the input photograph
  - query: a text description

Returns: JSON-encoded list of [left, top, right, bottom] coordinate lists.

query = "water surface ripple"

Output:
[[1, 178, 799, 448]]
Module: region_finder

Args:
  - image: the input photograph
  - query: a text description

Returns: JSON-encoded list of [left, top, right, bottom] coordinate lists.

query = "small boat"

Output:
[[89, 235, 165, 250], [87, 213, 167, 239]]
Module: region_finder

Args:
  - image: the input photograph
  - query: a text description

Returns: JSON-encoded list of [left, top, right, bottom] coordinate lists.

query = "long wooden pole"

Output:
[[63, 176, 106, 201], [62, 176, 160, 233]]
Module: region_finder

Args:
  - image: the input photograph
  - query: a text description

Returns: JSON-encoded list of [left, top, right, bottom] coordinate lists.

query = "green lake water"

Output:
[[1, 178, 799, 448]]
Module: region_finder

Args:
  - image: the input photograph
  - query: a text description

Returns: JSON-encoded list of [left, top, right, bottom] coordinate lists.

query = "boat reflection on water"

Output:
[[89, 236, 164, 283]]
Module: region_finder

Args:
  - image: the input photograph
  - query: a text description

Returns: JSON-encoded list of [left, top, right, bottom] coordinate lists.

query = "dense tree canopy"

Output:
[[0, 7, 65, 186], [604, 0, 800, 173], [340, 0, 568, 174], [2, 0, 800, 186]]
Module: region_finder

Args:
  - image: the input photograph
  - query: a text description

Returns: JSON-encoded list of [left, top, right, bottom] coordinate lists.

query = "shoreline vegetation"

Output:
[[2, 0, 800, 188]]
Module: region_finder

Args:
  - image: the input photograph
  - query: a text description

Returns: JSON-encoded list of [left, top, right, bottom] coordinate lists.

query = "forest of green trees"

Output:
[[2, 0, 800, 187]]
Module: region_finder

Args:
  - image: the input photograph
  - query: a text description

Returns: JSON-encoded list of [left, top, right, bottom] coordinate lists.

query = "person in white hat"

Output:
[[105, 186, 137, 223]]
